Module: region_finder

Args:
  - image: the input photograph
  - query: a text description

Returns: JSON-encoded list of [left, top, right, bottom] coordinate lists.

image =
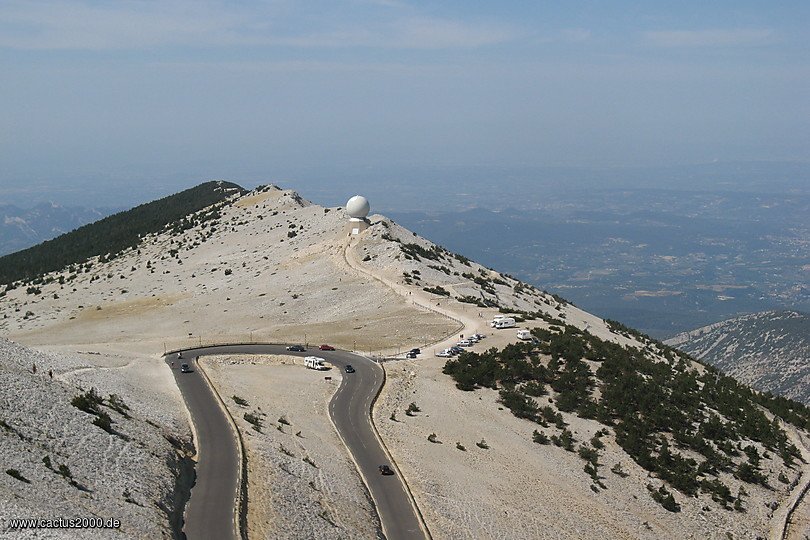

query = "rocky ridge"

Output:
[[666, 310, 810, 405]]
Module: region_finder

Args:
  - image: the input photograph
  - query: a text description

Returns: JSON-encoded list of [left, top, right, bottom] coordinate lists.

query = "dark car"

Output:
[[319, 344, 335, 351], [345, 365, 355, 373], [379, 465, 394, 475], [405, 352, 417, 359], [180, 363, 191, 373], [409, 348, 421, 355], [286, 345, 306, 352]]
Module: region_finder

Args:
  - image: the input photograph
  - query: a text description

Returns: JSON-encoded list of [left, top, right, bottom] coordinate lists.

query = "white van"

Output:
[[494, 318, 516, 329], [516, 329, 532, 340], [304, 356, 328, 370]]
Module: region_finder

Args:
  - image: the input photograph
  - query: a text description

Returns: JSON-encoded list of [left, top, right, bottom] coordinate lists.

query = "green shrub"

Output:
[[6, 469, 30, 484], [232, 396, 249, 407], [532, 430, 550, 445], [92, 413, 114, 434], [610, 463, 629, 478], [57, 464, 73, 479], [422, 286, 450, 297], [244, 412, 263, 432], [71, 388, 104, 416], [551, 429, 576, 452], [648, 484, 680, 512], [106, 394, 130, 418]]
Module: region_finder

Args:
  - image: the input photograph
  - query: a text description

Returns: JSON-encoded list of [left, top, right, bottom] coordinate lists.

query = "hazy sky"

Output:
[[1, 1, 808, 205]]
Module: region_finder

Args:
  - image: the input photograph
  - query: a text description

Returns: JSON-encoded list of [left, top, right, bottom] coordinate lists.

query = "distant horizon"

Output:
[[2, 158, 810, 211]]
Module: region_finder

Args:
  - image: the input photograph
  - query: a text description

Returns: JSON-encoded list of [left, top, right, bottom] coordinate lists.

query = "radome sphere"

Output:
[[346, 195, 370, 218]]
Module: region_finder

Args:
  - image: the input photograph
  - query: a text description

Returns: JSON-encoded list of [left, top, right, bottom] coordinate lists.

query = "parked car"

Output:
[[345, 365, 355, 373], [286, 345, 306, 352], [379, 465, 395, 475], [180, 363, 191, 373], [409, 348, 421, 355], [449, 346, 464, 354], [405, 352, 417, 359], [457, 340, 472, 347], [319, 344, 335, 351], [436, 350, 452, 357]]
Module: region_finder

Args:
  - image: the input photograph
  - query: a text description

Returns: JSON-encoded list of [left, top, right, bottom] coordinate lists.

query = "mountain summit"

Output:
[[1, 183, 809, 539]]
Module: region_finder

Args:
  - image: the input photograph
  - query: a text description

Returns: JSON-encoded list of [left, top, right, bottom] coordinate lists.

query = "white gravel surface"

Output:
[[0, 339, 188, 539]]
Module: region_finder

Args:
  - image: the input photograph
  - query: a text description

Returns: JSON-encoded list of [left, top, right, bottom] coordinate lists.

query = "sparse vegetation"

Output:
[[232, 395, 249, 407], [532, 430, 550, 445], [441, 320, 810, 507], [106, 394, 130, 418], [422, 285, 450, 297], [6, 469, 30, 484], [456, 442, 466, 451], [611, 463, 629, 478], [279, 444, 294, 457], [400, 242, 443, 262], [0, 181, 244, 286], [428, 433, 442, 444], [406, 402, 421, 416], [244, 412, 264, 432], [71, 388, 116, 435], [647, 484, 680, 512], [456, 295, 490, 307]]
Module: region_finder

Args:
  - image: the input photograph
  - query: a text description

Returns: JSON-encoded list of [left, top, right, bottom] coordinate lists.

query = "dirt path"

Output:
[[341, 235, 483, 355]]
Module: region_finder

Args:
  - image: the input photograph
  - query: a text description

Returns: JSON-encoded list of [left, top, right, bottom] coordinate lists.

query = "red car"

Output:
[[319, 344, 335, 351]]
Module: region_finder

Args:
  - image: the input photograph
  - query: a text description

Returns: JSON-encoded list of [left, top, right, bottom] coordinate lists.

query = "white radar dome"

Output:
[[346, 195, 370, 218]]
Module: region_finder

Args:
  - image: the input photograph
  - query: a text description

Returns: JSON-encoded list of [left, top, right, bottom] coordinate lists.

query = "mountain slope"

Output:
[[0, 339, 190, 539], [1, 182, 808, 539], [0, 203, 112, 257], [0, 181, 245, 286], [666, 311, 810, 406]]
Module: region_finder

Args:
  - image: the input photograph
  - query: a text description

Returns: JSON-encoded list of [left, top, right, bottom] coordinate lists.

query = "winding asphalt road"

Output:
[[166, 344, 426, 540]]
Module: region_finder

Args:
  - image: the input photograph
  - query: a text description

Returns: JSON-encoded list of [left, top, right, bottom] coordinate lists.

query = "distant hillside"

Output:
[[0, 181, 245, 287], [666, 311, 810, 405], [0, 203, 115, 257]]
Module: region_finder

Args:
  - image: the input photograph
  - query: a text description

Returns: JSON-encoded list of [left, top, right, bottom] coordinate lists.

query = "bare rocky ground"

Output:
[[376, 353, 805, 540], [203, 354, 381, 540], [0, 338, 189, 539], [1, 184, 807, 539]]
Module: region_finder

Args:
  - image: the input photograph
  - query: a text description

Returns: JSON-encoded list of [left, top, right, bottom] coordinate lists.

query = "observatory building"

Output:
[[346, 195, 370, 235]]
